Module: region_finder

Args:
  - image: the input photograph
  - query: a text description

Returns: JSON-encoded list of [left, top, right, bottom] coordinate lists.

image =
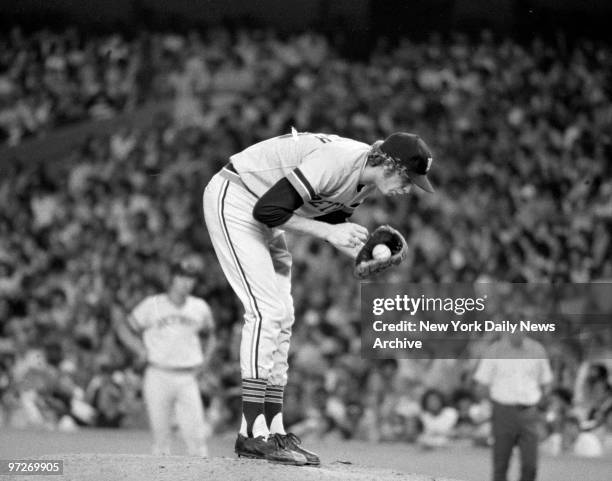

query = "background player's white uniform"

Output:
[[203, 132, 374, 386], [130, 293, 213, 456]]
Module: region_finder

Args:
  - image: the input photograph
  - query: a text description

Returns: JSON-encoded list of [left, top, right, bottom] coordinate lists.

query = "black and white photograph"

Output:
[[1, 1, 611, 480]]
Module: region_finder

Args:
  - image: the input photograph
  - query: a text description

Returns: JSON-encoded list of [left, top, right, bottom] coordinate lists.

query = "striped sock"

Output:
[[241, 378, 267, 437], [265, 384, 285, 434]]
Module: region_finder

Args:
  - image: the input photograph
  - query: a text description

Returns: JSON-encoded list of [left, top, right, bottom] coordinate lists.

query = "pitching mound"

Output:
[[23, 454, 464, 481]]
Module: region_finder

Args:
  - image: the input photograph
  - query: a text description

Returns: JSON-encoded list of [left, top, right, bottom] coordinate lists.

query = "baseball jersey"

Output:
[[230, 131, 377, 218], [129, 294, 213, 368]]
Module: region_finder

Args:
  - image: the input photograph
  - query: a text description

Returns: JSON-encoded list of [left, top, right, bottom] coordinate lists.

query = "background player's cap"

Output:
[[379, 132, 435, 193], [171, 255, 204, 278]]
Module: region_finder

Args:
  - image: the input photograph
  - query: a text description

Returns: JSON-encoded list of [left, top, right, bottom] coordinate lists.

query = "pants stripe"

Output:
[[217, 180, 263, 379]]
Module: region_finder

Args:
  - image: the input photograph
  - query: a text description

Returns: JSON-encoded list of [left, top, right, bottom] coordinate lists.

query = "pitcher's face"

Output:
[[378, 168, 413, 196]]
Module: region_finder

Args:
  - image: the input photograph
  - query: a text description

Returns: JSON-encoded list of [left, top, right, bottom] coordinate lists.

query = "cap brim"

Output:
[[412, 174, 434, 193]]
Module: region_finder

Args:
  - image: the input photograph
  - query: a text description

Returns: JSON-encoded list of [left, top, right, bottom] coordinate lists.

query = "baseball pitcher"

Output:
[[203, 130, 434, 465]]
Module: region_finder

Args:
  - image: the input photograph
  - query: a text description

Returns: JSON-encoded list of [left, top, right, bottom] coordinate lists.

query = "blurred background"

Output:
[[1, 0, 612, 468]]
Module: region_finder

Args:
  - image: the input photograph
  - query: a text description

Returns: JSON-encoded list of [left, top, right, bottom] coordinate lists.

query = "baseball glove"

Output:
[[354, 225, 408, 279]]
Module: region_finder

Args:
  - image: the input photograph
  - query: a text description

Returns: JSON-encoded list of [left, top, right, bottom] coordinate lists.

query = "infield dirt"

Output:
[[10, 453, 464, 481], [3, 428, 611, 481]]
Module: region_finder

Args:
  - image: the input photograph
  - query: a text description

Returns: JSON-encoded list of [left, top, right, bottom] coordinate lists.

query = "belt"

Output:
[[219, 162, 258, 198], [147, 362, 199, 373], [495, 401, 536, 410]]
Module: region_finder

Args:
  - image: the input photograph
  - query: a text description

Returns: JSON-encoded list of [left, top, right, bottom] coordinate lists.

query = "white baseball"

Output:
[[372, 244, 392, 260]]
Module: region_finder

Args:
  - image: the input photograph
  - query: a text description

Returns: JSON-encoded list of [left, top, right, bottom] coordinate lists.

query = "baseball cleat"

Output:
[[271, 433, 321, 466], [234, 434, 307, 465]]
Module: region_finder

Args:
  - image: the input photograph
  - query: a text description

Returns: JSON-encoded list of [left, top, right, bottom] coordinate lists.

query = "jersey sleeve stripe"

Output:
[[287, 168, 316, 201], [286, 173, 310, 200], [294, 168, 316, 198]]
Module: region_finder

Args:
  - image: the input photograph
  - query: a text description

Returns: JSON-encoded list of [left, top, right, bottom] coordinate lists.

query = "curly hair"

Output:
[[365, 141, 391, 167], [366, 141, 411, 180]]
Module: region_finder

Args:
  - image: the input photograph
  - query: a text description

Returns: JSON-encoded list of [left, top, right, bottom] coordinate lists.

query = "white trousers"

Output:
[[143, 366, 209, 456], [203, 171, 294, 385]]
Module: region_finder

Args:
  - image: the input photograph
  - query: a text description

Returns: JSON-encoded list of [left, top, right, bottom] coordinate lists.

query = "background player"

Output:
[[203, 130, 434, 465], [115, 256, 216, 457]]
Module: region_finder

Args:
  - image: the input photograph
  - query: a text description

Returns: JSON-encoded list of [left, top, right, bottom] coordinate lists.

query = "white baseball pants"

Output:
[[203, 168, 294, 386], [143, 366, 209, 456]]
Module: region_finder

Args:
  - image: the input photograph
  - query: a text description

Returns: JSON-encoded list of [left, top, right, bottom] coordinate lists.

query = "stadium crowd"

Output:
[[1, 27, 612, 457], [0, 26, 213, 146]]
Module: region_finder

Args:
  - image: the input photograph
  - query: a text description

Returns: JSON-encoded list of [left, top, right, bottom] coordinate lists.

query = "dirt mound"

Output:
[[13, 454, 465, 481]]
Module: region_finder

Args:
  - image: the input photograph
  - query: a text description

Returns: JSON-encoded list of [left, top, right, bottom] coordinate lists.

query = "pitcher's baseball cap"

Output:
[[379, 132, 435, 193]]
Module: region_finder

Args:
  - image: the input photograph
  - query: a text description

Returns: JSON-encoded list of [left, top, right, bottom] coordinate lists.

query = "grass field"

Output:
[[1, 428, 610, 481]]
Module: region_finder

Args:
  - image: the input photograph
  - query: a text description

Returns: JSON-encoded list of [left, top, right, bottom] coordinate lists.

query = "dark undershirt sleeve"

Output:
[[253, 177, 304, 227], [313, 210, 351, 225]]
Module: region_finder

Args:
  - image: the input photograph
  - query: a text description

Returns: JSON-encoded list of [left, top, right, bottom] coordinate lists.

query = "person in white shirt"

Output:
[[417, 389, 459, 448], [116, 256, 216, 457], [474, 332, 553, 481]]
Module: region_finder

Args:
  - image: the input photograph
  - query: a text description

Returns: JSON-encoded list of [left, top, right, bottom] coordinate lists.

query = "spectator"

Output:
[[417, 389, 458, 448], [574, 363, 612, 428], [452, 389, 478, 440]]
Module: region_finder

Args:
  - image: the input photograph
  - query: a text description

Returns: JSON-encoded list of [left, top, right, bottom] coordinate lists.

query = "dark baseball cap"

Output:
[[379, 132, 434, 193], [171, 256, 204, 278]]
